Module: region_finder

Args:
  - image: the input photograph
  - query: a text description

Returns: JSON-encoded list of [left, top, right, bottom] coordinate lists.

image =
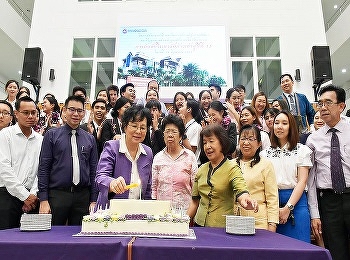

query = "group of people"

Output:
[[0, 75, 349, 260]]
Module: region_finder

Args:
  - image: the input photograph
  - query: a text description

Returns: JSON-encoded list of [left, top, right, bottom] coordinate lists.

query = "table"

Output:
[[0, 226, 130, 260], [0, 226, 331, 260], [133, 228, 332, 260]]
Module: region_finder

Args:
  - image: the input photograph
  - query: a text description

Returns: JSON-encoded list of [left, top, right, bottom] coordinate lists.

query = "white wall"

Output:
[[27, 0, 327, 103]]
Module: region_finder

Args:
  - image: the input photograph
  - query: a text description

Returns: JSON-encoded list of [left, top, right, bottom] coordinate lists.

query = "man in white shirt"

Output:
[[0, 96, 43, 229]]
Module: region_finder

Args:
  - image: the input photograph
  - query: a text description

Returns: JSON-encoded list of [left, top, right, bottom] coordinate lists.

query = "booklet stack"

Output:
[[225, 215, 255, 235], [20, 213, 52, 231]]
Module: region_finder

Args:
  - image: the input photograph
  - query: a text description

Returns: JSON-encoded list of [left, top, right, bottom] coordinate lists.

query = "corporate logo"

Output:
[[122, 28, 147, 34]]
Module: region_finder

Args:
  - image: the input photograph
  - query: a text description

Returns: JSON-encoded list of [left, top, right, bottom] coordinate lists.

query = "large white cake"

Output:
[[81, 199, 190, 237]]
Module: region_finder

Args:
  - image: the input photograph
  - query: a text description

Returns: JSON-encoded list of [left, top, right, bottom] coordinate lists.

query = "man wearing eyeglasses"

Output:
[[38, 95, 98, 226], [0, 96, 43, 229], [306, 85, 350, 260]]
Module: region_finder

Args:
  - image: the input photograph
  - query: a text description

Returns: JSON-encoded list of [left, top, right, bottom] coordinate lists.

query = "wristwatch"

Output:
[[286, 203, 294, 211]]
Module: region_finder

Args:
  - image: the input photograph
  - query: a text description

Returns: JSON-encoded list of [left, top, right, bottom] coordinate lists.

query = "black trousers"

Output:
[[318, 189, 350, 260], [0, 188, 38, 230], [49, 187, 90, 226]]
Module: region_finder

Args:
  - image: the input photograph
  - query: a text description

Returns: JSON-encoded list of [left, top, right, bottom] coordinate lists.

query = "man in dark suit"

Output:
[[81, 99, 107, 156], [38, 95, 98, 225], [277, 74, 315, 133]]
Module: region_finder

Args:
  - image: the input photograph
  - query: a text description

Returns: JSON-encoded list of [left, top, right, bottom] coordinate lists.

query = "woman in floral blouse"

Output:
[[151, 114, 197, 211]]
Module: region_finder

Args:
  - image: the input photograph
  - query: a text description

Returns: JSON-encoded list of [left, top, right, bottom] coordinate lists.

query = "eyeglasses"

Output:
[[240, 137, 257, 142], [163, 129, 179, 135], [66, 107, 85, 114], [18, 110, 37, 117], [316, 100, 339, 108], [0, 111, 12, 117], [128, 124, 147, 133]]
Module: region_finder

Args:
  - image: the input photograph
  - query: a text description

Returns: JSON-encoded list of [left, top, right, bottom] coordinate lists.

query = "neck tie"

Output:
[[71, 129, 80, 185], [288, 94, 297, 115], [329, 128, 346, 193]]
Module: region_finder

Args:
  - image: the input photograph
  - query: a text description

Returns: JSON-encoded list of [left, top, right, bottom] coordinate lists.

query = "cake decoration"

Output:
[[78, 199, 192, 238]]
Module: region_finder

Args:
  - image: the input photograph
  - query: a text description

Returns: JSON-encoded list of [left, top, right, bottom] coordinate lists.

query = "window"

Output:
[[70, 61, 93, 96], [95, 62, 114, 95], [70, 38, 116, 100], [78, 0, 122, 1], [73, 38, 95, 58], [230, 36, 281, 100], [97, 38, 115, 57]]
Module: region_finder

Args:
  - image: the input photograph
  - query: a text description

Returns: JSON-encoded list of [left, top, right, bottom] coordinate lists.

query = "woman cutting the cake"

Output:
[[187, 124, 258, 227], [95, 105, 153, 209]]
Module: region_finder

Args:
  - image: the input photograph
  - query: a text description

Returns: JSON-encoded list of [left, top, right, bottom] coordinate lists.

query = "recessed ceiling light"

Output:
[[341, 69, 347, 73], [334, 5, 338, 9], [18, 70, 22, 74]]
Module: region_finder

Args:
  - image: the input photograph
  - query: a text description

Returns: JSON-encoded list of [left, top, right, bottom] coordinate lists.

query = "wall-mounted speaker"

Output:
[[311, 46, 332, 84], [21, 47, 43, 85], [295, 69, 301, 82]]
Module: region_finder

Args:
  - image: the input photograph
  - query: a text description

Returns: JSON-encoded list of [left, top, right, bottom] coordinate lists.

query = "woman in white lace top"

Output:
[[260, 110, 312, 243]]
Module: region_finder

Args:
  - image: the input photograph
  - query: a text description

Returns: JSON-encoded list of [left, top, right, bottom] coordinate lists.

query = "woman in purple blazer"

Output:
[[95, 105, 153, 209]]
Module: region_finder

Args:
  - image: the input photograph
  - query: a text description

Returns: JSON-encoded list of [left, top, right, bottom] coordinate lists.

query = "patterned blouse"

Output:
[[151, 147, 198, 210], [260, 143, 312, 189]]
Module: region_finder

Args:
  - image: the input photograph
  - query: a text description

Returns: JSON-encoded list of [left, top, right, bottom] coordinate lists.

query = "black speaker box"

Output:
[[21, 47, 43, 85], [311, 46, 332, 84]]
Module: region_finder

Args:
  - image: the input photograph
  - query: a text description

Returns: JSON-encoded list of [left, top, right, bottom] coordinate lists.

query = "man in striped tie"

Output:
[[306, 85, 350, 260], [277, 73, 315, 133], [38, 95, 98, 225]]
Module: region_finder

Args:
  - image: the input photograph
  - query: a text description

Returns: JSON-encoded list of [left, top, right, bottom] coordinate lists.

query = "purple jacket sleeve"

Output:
[[95, 141, 153, 209]]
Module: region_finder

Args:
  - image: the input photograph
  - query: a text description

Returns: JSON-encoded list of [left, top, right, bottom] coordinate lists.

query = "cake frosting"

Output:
[[81, 199, 190, 236]]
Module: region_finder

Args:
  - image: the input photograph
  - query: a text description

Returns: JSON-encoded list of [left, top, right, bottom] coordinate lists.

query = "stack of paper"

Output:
[[20, 213, 52, 231], [225, 215, 255, 235]]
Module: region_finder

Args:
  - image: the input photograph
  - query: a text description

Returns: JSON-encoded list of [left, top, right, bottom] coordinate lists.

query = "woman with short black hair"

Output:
[[96, 105, 153, 208], [187, 124, 258, 227], [151, 114, 197, 211]]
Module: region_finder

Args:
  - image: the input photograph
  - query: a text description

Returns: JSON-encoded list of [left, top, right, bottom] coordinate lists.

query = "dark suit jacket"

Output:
[[142, 127, 165, 156], [100, 118, 122, 152], [80, 122, 103, 156]]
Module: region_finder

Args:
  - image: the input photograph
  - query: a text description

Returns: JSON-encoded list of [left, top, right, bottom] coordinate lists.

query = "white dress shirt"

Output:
[[306, 118, 350, 218], [0, 124, 43, 201], [185, 119, 202, 164], [119, 134, 146, 199], [260, 143, 312, 189]]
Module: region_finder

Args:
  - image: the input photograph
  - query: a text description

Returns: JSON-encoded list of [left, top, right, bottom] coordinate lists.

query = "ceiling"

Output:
[[2, 0, 350, 88], [321, 0, 350, 88], [0, 0, 34, 87]]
